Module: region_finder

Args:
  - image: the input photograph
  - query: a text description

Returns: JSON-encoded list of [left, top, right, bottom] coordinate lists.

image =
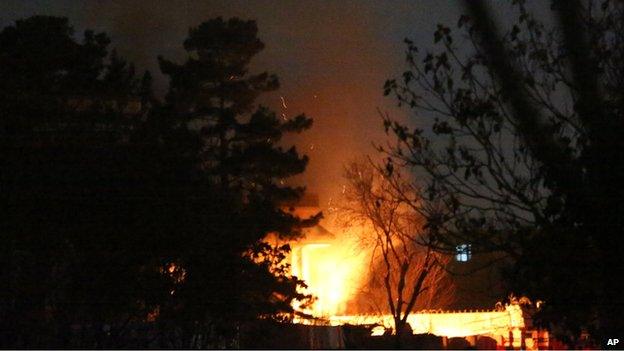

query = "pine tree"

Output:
[[156, 17, 318, 346], [0, 16, 162, 348]]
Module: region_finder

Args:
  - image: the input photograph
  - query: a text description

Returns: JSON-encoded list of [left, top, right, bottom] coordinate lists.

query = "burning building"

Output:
[[273, 194, 552, 349], [278, 193, 368, 317]]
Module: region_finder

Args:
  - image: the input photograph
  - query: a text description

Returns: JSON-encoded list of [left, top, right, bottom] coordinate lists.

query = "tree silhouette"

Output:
[[0, 16, 162, 348], [153, 17, 318, 347], [382, 0, 624, 344], [341, 160, 453, 348], [1, 15, 317, 349]]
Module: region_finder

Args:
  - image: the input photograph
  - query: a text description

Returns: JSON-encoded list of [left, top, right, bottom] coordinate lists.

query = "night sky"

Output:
[[1, 1, 517, 207]]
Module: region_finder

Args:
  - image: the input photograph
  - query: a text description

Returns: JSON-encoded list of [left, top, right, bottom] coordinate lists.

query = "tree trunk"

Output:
[[394, 317, 403, 349]]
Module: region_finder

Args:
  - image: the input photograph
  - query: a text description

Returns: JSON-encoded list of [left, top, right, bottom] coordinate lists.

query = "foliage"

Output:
[[382, 0, 624, 343], [144, 17, 319, 347], [0, 16, 163, 348], [0, 16, 317, 348]]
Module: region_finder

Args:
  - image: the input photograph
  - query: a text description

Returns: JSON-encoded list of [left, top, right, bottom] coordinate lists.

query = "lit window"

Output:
[[455, 244, 471, 262]]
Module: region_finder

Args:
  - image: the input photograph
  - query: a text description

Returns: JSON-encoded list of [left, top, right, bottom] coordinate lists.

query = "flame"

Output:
[[270, 188, 533, 345], [327, 304, 526, 338], [290, 228, 368, 317], [273, 216, 530, 345]]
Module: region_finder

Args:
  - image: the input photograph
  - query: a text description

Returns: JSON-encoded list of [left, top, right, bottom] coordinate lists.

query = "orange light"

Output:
[[289, 225, 368, 318]]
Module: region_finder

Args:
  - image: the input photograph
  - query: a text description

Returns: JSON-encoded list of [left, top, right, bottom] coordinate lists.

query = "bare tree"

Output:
[[341, 160, 453, 347], [381, 0, 624, 343]]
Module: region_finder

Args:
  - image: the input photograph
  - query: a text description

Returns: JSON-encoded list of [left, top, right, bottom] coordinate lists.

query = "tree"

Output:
[[341, 160, 452, 348], [0, 16, 166, 348], [382, 0, 624, 344], [1, 15, 318, 349], [153, 17, 318, 347], [0, 16, 152, 138]]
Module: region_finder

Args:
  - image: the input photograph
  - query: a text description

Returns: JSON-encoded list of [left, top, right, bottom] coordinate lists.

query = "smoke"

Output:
[[1, 0, 464, 209], [87, 1, 412, 206]]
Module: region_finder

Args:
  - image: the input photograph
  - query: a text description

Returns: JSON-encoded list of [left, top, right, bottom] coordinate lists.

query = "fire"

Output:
[[289, 224, 369, 318], [275, 194, 372, 319], [272, 195, 544, 349]]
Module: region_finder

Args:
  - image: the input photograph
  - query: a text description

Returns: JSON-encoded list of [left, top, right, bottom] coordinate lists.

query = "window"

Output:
[[456, 244, 472, 262]]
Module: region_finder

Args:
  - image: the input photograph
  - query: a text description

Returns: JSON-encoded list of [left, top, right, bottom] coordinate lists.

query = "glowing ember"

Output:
[[280, 96, 288, 109]]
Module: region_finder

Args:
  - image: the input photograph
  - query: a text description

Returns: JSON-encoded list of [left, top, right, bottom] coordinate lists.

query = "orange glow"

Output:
[[328, 304, 525, 338], [162, 262, 186, 285], [288, 235, 529, 341], [290, 227, 368, 317], [283, 225, 532, 345], [273, 195, 539, 348]]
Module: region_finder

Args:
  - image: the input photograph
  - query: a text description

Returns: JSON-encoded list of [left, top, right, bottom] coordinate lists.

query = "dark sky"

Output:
[[1, 1, 516, 207]]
